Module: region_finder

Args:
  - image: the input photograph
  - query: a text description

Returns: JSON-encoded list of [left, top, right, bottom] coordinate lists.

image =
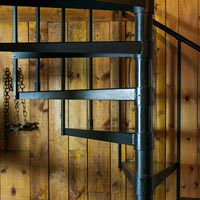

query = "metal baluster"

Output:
[[61, 8, 66, 135], [118, 10, 122, 170], [35, 7, 40, 91], [88, 9, 93, 129], [13, 6, 18, 99]]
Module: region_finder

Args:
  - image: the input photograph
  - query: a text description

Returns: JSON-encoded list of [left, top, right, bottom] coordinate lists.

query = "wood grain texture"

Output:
[[29, 22, 49, 200], [67, 21, 88, 200], [179, 0, 198, 197], [88, 21, 111, 200], [0, 4, 199, 200], [0, 6, 119, 22], [1, 151, 30, 200], [166, 0, 179, 199], [154, 0, 166, 199], [198, 2, 200, 198], [48, 22, 69, 200]]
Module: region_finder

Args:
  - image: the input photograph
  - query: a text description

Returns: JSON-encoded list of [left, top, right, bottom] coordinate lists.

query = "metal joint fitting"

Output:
[[140, 41, 154, 59], [134, 133, 154, 151], [135, 176, 153, 196], [135, 87, 154, 106]]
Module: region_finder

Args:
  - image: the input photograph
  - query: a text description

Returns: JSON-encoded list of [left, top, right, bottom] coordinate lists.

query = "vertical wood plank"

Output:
[[67, 21, 88, 200], [110, 21, 126, 200], [29, 21, 49, 200], [88, 21, 111, 200], [179, 0, 198, 197], [198, 2, 200, 198], [154, 0, 166, 199], [48, 22, 69, 200], [166, 0, 179, 199], [0, 151, 30, 200]]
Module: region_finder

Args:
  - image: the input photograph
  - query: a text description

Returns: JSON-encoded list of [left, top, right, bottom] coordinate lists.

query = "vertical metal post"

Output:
[[88, 9, 93, 129], [61, 8, 66, 135], [13, 6, 18, 99], [118, 10, 122, 170], [35, 7, 40, 91], [177, 40, 181, 200], [134, 6, 154, 200]]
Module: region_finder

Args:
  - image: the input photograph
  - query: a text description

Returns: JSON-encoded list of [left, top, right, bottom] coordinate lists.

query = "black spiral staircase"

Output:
[[0, 0, 200, 200]]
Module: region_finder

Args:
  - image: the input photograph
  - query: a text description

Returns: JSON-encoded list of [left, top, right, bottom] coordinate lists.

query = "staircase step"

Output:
[[18, 88, 136, 101], [64, 128, 135, 145], [122, 161, 178, 188], [0, 42, 142, 58]]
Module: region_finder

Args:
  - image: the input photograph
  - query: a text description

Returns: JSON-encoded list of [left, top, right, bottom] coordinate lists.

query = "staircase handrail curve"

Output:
[[153, 19, 200, 52]]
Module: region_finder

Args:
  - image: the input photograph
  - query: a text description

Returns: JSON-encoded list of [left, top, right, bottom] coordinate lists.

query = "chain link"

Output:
[[16, 68, 28, 124], [3, 67, 38, 152], [3, 68, 13, 151]]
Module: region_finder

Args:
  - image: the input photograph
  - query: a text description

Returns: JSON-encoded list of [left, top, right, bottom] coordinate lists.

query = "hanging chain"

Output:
[[3, 68, 13, 151], [17, 68, 28, 124], [3, 67, 39, 151]]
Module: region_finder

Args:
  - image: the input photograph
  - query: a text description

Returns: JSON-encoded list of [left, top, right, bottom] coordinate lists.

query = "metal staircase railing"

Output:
[[0, 1, 200, 200]]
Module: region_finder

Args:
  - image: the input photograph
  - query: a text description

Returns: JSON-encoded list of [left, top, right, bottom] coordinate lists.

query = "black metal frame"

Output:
[[0, 1, 200, 199]]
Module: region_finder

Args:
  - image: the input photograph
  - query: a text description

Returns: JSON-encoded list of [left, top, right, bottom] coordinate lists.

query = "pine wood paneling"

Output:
[[154, 0, 166, 199], [0, 6, 118, 22], [0, 3, 199, 200], [198, 2, 200, 198], [67, 21, 88, 200], [179, 0, 199, 197], [88, 21, 111, 200], [1, 151, 30, 200], [28, 21, 49, 200], [166, 0, 179, 199], [48, 22, 69, 200]]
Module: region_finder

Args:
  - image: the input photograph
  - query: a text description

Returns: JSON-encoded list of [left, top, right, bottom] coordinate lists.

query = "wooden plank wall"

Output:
[[0, 1, 199, 199]]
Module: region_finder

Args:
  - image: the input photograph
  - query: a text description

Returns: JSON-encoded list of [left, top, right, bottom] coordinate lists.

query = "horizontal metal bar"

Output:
[[64, 128, 135, 145], [8, 42, 141, 58], [18, 89, 136, 100], [153, 20, 200, 52], [0, 0, 148, 11], [152, 162, 178, 189]]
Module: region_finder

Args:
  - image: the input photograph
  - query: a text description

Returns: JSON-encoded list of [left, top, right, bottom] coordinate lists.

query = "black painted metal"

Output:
[[9, 42, 142, 58], [35, 7, 41, 91], [13, 6, 18, 99], [153, 20, 200, 52], [122, 162, 135, 186], [177, 41, 181, 200], [118, 10, 123, 170], [134, 6, 154, 200], [88, 9, 93, 129], [64, 128, 135, 145], [18, 89, 136, 100], [0, 0, 152, 12], [5, 1, 199, 199], [152, 163, 178, 189], [61, 8, 66, 135]]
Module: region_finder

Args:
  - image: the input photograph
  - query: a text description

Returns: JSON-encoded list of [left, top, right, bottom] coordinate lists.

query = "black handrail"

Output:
[[153, 19, 200, 52]]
